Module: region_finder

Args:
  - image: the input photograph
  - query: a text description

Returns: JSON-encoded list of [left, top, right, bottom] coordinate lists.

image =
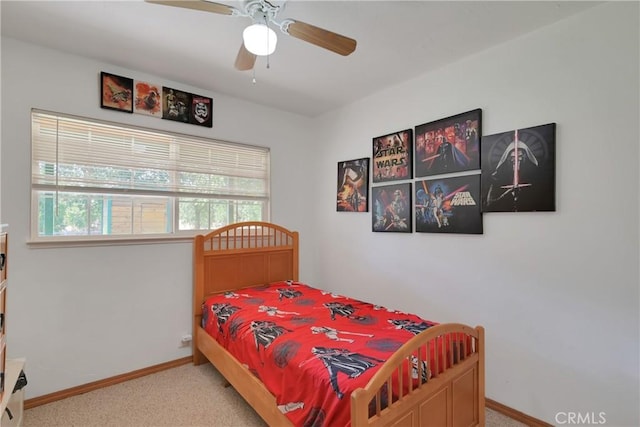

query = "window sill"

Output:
[[27, 234, 197, 248]]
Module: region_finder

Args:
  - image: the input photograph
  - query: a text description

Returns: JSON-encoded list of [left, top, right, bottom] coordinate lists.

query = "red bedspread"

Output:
[[202, 281, 438, 427]]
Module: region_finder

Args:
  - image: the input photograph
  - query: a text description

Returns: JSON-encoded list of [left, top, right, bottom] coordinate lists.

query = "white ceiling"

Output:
[[1, 1, 600, 117]]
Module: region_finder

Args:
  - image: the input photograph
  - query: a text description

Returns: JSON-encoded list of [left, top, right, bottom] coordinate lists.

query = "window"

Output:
[[31, 110, 270, 242]]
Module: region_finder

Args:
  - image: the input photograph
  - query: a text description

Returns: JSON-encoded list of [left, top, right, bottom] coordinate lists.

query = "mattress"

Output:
[[202, 281, 442, 427]]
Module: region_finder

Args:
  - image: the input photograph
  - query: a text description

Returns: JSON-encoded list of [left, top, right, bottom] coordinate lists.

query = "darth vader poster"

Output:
[[414, 109, 481, 178]]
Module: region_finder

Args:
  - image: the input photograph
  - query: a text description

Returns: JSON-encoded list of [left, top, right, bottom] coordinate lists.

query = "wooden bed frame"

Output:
[[193, 222, 485, 427]]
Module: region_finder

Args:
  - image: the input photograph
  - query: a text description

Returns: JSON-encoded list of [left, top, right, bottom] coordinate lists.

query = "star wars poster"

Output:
[[372, 183, 412, 233], [337, 158, 369, 212], [481, 123, 556, 212], [414, 109, 481, 177], [372, 129, 412, 183], [162, 86, 191, 123], [100, 72, 133, 113], [415, 175, 483, 234], [133, 80, 161, 117], [190, 94, 213, 128]]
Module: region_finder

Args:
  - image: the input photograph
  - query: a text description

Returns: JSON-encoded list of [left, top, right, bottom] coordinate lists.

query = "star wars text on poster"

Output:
[[372, 129, 412, 183], [450, 192, 477, 206], [375, 146, 406, 169]]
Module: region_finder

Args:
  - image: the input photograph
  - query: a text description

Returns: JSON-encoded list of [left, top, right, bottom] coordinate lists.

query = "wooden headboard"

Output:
[[193, 221, 299, 344]]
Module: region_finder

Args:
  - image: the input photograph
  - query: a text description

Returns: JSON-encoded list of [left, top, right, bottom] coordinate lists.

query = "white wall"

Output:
[[0, 37, 319, 398], [313, 3, 639, 426], [1, 2, 639, 425]]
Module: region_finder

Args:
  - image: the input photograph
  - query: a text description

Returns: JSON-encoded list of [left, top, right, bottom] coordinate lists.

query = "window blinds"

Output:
[[31, 110, 270, 198]]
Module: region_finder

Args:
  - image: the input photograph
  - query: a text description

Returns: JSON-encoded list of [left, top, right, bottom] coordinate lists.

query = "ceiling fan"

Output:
[[145, 0, 357, 71]]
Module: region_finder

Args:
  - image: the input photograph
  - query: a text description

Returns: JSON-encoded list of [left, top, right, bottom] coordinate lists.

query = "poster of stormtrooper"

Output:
[[337, 157, 369, 212], [372, 183, 412, 233]]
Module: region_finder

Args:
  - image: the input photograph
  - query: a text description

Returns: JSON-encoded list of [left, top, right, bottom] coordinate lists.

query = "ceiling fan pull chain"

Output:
[[266, 17, 272, 69]]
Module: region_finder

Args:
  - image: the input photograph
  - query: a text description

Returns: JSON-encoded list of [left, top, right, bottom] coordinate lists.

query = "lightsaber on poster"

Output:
[[421, 180, 430, 199], [494, 129, 539, 202], [421, 153, 440, 162], [385, 209, 400, 230], [420, 146, 471, 163], [514, 129, 519, 188], [443, 185, 469, 201], [384, 199, 407, 231]]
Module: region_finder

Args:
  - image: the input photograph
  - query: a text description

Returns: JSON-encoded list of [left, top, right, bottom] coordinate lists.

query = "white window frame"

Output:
[[30, 109, 270, 245]]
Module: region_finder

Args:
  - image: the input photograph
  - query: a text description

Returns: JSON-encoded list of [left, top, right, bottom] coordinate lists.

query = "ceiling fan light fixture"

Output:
[[243, 23, 277, 56]]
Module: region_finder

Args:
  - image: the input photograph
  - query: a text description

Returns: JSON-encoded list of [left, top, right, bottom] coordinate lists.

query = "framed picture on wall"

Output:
[[337, 157, 369, 212], [190, 94, 213, 127], [162, 86, 191, 123], [372, 182, 412, 232], [372, 129, 413, 183], [100, 72, 133, 113], [415, 174, 483, 234], [414, 109, 481, 177], [481, 122, 556, 212], [133, 80, 161, 117]]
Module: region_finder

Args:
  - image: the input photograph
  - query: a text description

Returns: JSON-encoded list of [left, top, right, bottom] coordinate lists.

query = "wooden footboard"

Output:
[[352, 324, 485, 427], [196, 322, 484, 427]]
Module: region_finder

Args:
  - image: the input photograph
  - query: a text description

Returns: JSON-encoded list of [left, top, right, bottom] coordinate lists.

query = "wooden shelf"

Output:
[[1, 358, 25, 427]]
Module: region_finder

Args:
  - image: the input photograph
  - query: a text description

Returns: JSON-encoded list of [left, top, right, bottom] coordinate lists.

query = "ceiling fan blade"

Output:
[[144, 0, 236, 15], [234, 43, 257, 71], [285, 20, 356, 56]]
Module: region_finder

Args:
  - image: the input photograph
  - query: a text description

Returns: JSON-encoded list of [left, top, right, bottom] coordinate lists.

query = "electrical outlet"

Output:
[[180, 334, 192, 347]]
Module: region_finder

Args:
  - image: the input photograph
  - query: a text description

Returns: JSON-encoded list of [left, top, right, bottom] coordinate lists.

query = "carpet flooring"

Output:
[[23, 363, 526, 426]]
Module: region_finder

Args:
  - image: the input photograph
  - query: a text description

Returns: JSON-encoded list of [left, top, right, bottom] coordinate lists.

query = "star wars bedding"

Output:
[[202, 281, 451, 427]]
